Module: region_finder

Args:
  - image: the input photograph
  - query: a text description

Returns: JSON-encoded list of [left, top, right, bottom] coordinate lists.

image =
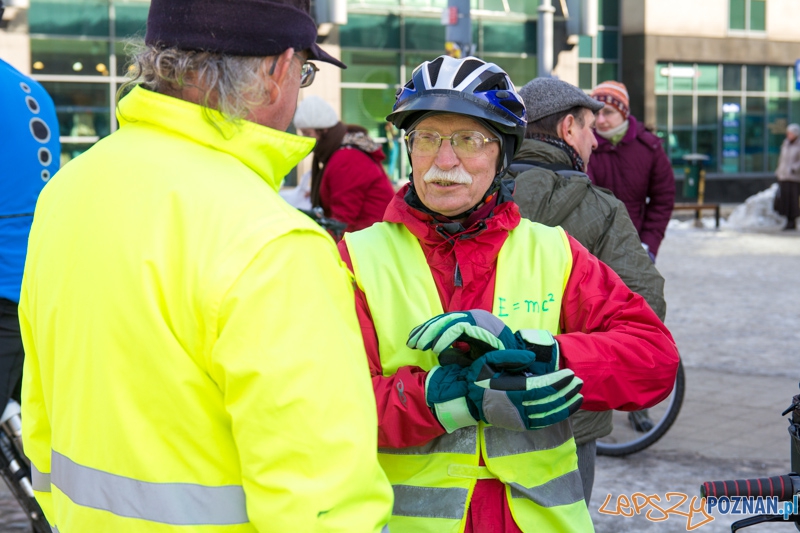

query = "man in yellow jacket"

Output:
[[19, 1, 393, 531]]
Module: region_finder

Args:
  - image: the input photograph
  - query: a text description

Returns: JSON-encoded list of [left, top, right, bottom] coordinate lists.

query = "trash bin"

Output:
[[682, 154, 710, 201]]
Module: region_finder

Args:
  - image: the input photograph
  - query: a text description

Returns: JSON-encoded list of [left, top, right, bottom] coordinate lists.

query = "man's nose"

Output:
[[434, 139, 459, 169]]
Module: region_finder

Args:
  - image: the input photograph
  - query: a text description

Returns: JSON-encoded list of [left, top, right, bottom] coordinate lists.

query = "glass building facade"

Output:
[[341, 0, 538, 141], [28, 0, 149, 165], [24, 0, 795, 181], [654, 62, 800, 174], [577, 0, 619, 90]]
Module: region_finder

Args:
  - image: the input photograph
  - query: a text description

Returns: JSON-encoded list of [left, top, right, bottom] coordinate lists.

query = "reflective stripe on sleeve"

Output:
[[51, 451, 248, 525], [483, 420, 571, 458], [392, 485, 468, 519], [378, 427, 476, 456], [31, 462, 51, 492], [381, 525, 390, 533], [508, 470, 585, 508]]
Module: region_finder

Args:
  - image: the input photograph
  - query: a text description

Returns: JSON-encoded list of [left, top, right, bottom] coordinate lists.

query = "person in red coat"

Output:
[[587, 81, 675, 260], [293, 96, 394, 236], [338, 56, 680, 533]]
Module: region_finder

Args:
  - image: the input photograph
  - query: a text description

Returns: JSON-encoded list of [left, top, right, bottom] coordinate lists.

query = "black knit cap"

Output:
[[145, 0, 346, 68]]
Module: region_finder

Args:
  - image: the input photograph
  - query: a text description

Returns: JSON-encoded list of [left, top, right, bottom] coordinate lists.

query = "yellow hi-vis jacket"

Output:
[[344, 220, 594, 533], [20, 86, 393, 533]]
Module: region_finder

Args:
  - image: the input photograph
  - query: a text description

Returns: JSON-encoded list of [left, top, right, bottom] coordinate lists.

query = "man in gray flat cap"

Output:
[[506, 77, 669, 505]]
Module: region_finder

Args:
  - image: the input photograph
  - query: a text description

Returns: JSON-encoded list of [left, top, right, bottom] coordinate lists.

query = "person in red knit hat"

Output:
[[587, 81, 675, 261]]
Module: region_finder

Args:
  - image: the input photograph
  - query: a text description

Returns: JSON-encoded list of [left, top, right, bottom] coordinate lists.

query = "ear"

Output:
[[559, 114, 576, 144], [264, 47, 296, 104]]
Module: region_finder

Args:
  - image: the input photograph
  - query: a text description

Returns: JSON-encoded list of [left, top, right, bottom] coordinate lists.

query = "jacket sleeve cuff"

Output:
[[433, 398, 478, 433]]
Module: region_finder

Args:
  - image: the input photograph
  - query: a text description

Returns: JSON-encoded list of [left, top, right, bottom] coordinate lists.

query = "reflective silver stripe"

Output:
[[483, 420, 572, 458], [379, 427, 476, 456], [31, 462, 51, 492], [381, 525, 390, 533], [52, 527, 58, 533], [509, 470, 585, 508], [392, 485, 467, 520], [51, 451, 248, 525]]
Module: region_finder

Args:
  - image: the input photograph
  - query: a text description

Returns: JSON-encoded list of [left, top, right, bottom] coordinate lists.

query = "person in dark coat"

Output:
[[293, 96, 394, 237], [774, 123, 800, 230], [587, 81, 675, 260]]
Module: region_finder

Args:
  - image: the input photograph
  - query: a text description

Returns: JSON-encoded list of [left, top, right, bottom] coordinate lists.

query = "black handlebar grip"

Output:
[[701, 475, 796, 501]]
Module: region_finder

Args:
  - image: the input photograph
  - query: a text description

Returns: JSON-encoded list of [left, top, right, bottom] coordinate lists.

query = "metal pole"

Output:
[[445, 0, 472, 58], [537, 0, 555, 78]]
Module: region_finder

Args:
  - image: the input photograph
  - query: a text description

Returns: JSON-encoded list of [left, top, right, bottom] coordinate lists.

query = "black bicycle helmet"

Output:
[[386, 55, 527, 170]]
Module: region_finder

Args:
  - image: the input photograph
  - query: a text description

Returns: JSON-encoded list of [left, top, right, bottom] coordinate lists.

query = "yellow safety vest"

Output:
[[345, 219, 594, 533]]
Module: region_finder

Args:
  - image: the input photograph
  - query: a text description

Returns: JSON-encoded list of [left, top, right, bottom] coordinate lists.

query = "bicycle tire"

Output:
[[596, 358, 685, 456]]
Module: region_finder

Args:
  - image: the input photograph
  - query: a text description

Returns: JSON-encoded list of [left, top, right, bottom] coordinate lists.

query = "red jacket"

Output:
[[338, 186, 679, 532], [320, 146, 394, 234], [587, 115, 676, 257]]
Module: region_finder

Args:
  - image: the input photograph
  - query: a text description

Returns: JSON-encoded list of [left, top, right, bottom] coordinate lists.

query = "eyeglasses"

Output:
[[405, 130, 500, 158], [268, 53, 319, 89]]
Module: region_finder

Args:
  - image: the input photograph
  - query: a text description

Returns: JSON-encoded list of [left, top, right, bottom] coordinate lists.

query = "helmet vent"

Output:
[[427, 56, 445, 87], [474, 72, 510, 93], [453, 59, 486, 87]]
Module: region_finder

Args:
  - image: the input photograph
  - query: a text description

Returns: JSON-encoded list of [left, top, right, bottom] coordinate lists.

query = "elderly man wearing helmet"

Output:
[[337, 55, 680, 533]]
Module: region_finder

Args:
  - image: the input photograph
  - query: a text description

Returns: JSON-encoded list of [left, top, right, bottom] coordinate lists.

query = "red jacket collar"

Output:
[[383, 184, 521, 245]]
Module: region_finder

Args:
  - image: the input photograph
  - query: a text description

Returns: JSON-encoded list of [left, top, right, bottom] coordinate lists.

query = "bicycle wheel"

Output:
[[596, 358, 685, 456]]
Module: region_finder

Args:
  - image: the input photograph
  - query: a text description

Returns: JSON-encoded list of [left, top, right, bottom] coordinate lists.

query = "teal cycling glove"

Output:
[[408, 310, 560, 374], [425, 350, 583, 433]]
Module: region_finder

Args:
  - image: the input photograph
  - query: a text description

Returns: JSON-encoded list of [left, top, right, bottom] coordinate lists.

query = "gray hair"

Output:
[[788, 123, 800, 136], [119, 42, 272, 123]]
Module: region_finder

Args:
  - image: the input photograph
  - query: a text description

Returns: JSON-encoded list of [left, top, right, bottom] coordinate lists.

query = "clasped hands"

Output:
[[406, 310, 583, 433]]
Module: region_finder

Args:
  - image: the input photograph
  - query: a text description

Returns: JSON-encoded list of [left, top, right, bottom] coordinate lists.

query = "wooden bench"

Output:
[[673, 203, 721, 228]]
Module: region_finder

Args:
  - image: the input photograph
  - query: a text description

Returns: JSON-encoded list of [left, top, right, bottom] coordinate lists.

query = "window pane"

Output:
[[341, 51, 399, 85], [656, 95, 668, 130], [60, 142, 93, 167], [744, 97, 765, 171], [697, 129, 718, 172], [655, 63, 668, 92], [673, 96, 693, 127], [404, 17, 446, 51], [668, 130, 692, 167], [31, 39, 110, 77], [723, 64, 742, 90], [29, 0, 109, 37], [599, 0, 619, 26], [721, 99, 742, 173], [342, 87, 397, 139], [340, 14, 400, 49], [482, 21, 536, 54], [792, 93, 800, 126], [697, 64, 718, 92], [115, 39, 142, 77], [768, 66, 788, 93], [750, 0, 766, 31], [746, 65, 765, 91], [697, 96, 718, 126], [347, 0, 399, 4], [578, 63, 593, 90], [484, 55, 536, 88], [114, 0, 150, 38], [40, 81, 111, 139], [767, 97, 789, 170], [672, 63, 694, 91], [596, 30, 618, 60], [596, 63, 617, 83], [578, 35, 593, 59], [729, 0, 746, 30]]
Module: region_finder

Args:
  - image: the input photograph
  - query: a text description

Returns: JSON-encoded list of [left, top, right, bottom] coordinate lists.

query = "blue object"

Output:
[[795, 59, 800, 91], [0, 59, 60, 302]]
